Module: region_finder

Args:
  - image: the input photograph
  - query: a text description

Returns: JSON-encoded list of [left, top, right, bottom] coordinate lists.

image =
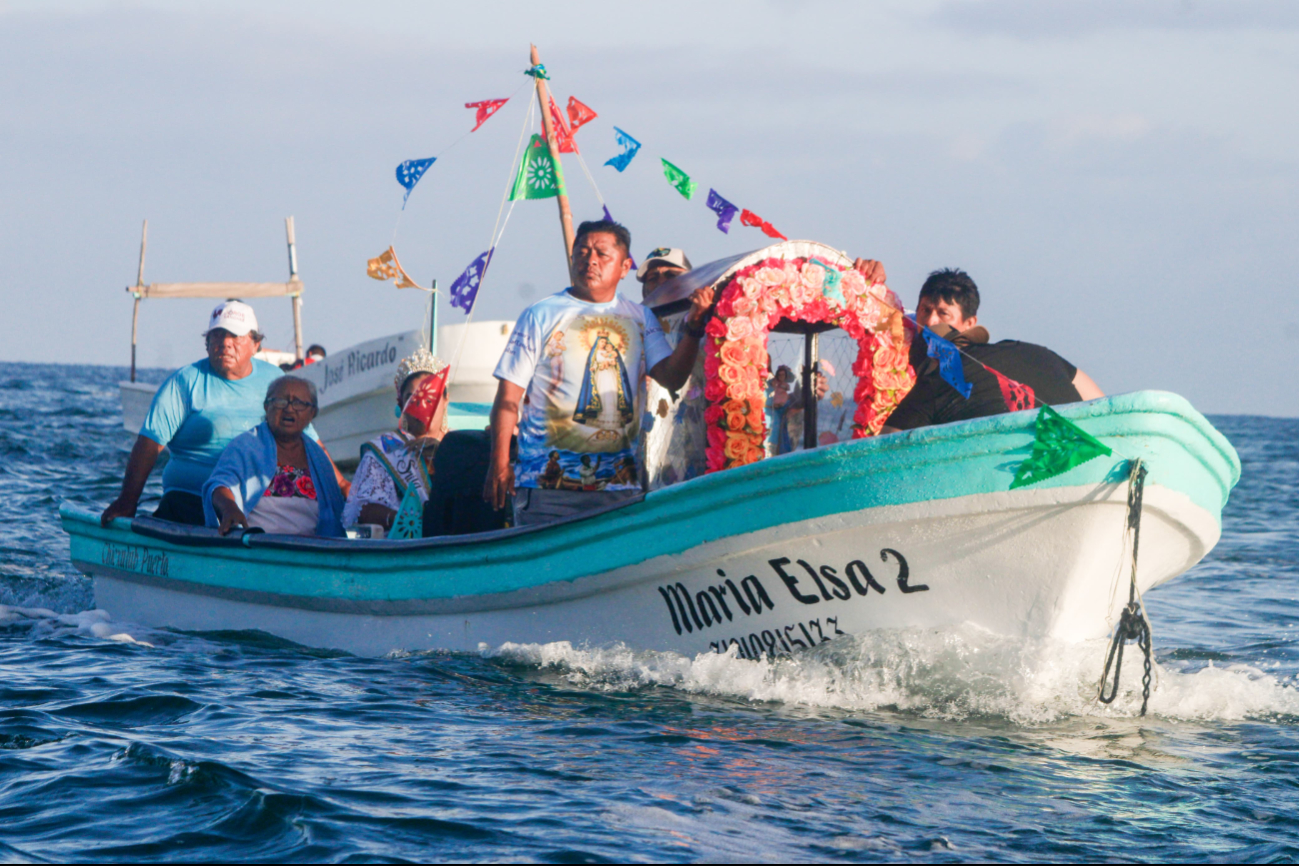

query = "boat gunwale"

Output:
[[65, 390, 1238, 566]]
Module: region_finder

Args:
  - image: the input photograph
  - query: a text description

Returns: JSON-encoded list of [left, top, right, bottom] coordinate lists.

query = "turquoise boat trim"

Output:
[[445, 401, 491, 431], [62, 391, 1238, 604]]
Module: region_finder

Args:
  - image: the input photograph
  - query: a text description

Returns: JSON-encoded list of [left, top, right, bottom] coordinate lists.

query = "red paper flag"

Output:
[[566, 96, 597, 133], [402, 367, 450, 429], [466, 98, 509, 132], [991, 367, 1036, 412], [740, 209, 787, 241], [547, 97, 578, 154]]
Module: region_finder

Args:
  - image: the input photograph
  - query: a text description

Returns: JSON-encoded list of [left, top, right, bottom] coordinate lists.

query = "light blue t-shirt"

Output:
[[140, 358, 315, 495], [494, 288, 672, 492]]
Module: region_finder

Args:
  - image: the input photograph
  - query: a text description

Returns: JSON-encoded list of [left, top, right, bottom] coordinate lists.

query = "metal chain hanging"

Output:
[[1098, 459, 1153, 715]]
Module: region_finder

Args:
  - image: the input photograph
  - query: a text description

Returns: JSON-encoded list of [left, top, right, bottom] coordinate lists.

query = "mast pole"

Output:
[[131, 219, 147, 382], [530, 44, 576, 272], [802, 331, 819, 450], [286, 216, 304, 361]]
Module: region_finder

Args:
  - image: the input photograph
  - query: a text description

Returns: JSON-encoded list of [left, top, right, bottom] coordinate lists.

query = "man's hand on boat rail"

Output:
[[100, 435, 166, 527], [852, 259, 886, 285]]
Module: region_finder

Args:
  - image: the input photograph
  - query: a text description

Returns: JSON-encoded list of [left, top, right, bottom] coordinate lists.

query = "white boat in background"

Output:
[[116, 218, 504, 467]]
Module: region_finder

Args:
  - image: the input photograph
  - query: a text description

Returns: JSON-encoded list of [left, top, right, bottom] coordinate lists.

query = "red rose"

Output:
[[707, 425, 727, 450]]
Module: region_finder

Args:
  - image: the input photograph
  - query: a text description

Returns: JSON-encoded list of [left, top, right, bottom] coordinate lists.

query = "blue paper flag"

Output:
[[705, 189, 739, 234], [396, 157, 436, 208], [604, 127, 641, 172], [922, 328, 973, 399], [601, 205, 636, 270], [450, 249, 493, 312]]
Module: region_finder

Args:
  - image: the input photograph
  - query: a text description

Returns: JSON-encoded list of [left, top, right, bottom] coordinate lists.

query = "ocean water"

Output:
[[2, 360, 1297, 863]]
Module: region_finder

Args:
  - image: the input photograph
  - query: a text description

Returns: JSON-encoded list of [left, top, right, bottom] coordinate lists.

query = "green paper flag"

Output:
[[660, 158, 697, 200], [1010, 405, 1113, 489], [510, 135, 566, 201]]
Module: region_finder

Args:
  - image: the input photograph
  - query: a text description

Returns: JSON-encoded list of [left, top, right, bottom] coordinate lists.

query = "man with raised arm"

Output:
[[484, 220, 713, 526]]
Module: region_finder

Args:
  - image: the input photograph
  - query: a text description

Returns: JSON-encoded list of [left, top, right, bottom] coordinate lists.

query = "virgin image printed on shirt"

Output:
[[495, 290, 672, 492]]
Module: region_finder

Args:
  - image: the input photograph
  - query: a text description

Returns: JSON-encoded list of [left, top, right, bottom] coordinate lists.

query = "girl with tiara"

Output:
[[342, 348, 450, 536]]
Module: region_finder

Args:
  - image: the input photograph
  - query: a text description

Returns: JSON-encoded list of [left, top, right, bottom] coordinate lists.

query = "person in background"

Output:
[[636, 247, 692, 301], [343, 348, 449, 534], [290, 344, 326, 370], [204, 377, 345, 537], [882, 268, 1104, 433], [484, 220, 714, 526], [100, 301, 300, 527]]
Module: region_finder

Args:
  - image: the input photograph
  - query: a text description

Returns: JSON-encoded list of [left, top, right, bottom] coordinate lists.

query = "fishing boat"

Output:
[[71, 45, 1240, 665], [62, 388, 1238, 657], [117, 219, 500, 466]]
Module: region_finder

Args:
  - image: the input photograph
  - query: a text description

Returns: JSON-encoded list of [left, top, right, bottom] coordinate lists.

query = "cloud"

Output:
[[932, 0, 1299, 38], [1050, 113, 1152, 146]]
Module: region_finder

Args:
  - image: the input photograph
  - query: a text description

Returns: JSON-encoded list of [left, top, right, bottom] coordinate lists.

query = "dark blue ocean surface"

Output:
[[2, 361, 1297, 863]]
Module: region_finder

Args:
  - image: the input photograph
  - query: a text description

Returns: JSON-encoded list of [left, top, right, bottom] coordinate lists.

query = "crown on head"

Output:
[[394, 347, 448, 393]]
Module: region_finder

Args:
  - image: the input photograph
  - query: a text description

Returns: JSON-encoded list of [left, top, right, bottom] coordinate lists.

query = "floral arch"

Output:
[[701, 254, 915, 473]]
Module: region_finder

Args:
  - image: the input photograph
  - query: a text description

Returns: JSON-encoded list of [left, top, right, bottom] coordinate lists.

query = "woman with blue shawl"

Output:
[[204, 376, 346, 537]]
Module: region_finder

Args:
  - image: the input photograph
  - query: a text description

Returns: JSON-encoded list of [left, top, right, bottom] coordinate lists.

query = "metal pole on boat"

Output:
[[530, 44, 576, 272], [802, 331, 819, 450], [286, 216, 304, 361], [428, 282, 438, 355], [130, 219, 147, 383]]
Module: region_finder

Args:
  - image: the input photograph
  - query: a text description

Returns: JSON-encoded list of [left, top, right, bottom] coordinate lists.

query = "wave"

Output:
[[0, 605, 154, 647], [486, 624, 1299, 725]]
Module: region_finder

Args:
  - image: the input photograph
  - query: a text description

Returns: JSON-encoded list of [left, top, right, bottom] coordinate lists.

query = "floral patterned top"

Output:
[[342, 431, 433, 527], [265, 464, 317, 500]]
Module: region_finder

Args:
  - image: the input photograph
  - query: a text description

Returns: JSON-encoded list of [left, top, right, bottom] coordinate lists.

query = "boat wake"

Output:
[[0, 604, 155, 647], [486, 625, 1299, 725]]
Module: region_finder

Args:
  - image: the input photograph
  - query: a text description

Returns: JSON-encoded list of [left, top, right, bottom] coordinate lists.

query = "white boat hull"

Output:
[[89, 481, 1216, 658]]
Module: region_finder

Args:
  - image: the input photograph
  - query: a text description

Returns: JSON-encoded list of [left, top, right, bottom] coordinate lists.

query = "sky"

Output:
[[2, 0, 1296, 416]]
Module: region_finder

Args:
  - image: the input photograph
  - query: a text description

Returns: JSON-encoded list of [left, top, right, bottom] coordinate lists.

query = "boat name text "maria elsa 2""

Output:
[[101, 542, 170, 578], [657, 548, 927, 640], [318, 342, 399, 395]]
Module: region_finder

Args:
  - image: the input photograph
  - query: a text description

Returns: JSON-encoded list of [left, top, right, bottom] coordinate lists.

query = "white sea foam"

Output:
[[486, 625, 1299, 725], [0, 604, 154, 647]]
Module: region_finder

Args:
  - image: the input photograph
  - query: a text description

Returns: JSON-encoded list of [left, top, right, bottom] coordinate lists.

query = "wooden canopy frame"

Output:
[[126, 217, 305, 380]]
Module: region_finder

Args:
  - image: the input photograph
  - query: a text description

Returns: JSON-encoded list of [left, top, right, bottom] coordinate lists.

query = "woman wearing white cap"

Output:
[[101, 300, 304, 527]]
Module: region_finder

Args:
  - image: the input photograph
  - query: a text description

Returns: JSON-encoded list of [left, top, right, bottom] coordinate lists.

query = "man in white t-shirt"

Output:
[[486, 219, 714, 526]]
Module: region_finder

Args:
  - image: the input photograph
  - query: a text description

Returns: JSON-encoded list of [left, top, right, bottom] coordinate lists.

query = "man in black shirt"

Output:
[[882, 269, 1104, 433]]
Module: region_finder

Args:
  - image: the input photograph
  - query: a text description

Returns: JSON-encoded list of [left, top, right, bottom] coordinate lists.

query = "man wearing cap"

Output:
[[637, 247, 692, 300], [101, 301, 300, 527]]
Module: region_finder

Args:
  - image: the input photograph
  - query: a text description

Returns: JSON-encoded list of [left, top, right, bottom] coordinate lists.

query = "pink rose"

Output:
[[840, 268, 866, 296], [801, 262, 825, 290], [726, 317, 753, 341]]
